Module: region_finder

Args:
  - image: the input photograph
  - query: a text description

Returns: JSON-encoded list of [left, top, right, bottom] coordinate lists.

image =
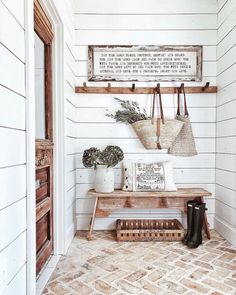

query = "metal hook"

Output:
[[132, 83, 135, 92], [202, 82, 210, 91], [83, 82, 87, 88]]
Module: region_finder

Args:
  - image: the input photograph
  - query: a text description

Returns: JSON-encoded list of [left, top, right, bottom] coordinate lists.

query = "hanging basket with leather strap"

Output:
[[169, 85, 197, 156], [132, 85, 184, 150]]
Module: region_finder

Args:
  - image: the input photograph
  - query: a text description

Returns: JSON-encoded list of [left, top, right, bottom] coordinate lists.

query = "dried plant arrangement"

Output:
[[82, 145, 124, 168], [106, 97, 150, 124], [99, 145, 124, 168], [82, 147, 101, 168]]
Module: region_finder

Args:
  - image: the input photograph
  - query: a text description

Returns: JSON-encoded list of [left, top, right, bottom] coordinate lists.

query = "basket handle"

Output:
[[152, 85, 163, 149], [177, 84, 189, 117], [151, 84, 165, 124], [156, 118, 162, 149]]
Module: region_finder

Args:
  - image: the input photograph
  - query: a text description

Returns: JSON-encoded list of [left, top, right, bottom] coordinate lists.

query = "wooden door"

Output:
[[34, 1, 54, 275]]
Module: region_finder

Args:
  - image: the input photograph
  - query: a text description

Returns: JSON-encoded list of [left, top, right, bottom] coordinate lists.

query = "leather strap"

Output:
[[177, 88, 181, 116], [151, 90, 156, 122], [177, 85, 189, 117], [156, 118, 162, 149], [157, 85, 165, 124], [151, 86, 163, 149], [151, 86, 165, 124]]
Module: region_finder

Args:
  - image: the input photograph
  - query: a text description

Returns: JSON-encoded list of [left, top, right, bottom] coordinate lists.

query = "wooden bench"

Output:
[[87, 188, 212, 240]]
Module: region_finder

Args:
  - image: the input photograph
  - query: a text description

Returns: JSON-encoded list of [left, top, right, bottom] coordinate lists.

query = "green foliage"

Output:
[[82, 145, 124, 168], [106, 97, 150, 124]]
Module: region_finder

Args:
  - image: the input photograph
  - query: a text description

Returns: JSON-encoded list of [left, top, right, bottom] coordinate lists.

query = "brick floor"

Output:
[[43, 230, 236, 294]]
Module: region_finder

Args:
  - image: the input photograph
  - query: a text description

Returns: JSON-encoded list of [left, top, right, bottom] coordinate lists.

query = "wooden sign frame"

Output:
[[88, 45, 202, 82]]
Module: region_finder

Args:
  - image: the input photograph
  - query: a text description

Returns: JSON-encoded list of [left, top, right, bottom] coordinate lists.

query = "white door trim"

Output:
[[48, 3, 67, 255], [25, 0, 65, 293], [25, 1, 36, 294]]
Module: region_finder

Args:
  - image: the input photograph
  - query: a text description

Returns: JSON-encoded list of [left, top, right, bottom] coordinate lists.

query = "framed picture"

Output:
[[88, 45, 202, 82]]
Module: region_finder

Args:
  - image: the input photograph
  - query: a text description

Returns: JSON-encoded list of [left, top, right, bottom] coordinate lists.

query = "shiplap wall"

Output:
[[0, 0, 27, 293], [215, 0, 236, 246], [61, 0, 77, 250], [0, 0, 76, 293], [74, 0, 217, 230]]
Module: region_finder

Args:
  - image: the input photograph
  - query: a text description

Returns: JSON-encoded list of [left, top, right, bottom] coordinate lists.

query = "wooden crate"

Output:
[[116, 219, 184, 242]]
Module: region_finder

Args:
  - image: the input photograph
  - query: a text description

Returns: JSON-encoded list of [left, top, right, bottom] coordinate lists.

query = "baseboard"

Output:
[[214, 216, 236, 247], [65, 223, 75, 251]]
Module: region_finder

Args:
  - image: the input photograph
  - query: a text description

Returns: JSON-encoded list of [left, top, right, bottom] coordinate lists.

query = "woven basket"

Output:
[[169, 115, 197, 156], [132, 119, 183, 150], [169, 86, 197, 156], [116, 219, 184, 242], [132, 119, 155, 149]]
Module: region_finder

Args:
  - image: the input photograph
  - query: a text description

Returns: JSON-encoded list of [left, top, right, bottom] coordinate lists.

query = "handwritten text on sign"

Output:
[[88, 46, 202, 82]]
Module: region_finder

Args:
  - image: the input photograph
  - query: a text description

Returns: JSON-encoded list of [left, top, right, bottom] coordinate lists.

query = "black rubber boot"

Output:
[[187, 202, 206, 248], [183, 200, 198, 245]]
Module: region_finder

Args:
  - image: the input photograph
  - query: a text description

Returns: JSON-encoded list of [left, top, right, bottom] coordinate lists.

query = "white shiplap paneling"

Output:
[[63, 0, 77, 249], [71, 138, 215, 155], [0, 1, 27, 293], [0, 128, 26, 168], [0, 198, 26, 252], [3, 265, 26, 295], [0, 1, 25, 61], [0, 165, 26, 211], [0, 232, 26, 292], [0, 43, 25, 96], [0, 86, 25, 130], [75, 14, 217, 30], [75, 107, 216, 123], [1, 0, 25, 28], [216, 0, 236, 246], [74, 0, 217, 230], [75, 0, 217, 14], [75, 30, 217, 46]]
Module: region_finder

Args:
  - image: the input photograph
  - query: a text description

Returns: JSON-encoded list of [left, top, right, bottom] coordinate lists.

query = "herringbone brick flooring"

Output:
[[43, 230, 236, 295]]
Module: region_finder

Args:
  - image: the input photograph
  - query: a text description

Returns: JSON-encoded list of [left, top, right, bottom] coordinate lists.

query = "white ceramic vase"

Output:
[[94, 165, 114, 193]]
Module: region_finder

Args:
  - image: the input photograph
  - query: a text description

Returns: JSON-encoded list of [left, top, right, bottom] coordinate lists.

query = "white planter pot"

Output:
[[94, 165, 114, 193]]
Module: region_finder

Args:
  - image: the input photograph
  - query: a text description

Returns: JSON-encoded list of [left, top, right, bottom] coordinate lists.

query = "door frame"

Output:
[[25, 0, 66, 293]]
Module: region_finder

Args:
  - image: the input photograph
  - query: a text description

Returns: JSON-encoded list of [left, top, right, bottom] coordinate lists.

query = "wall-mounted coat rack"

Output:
[[75, 82, 217, 94]]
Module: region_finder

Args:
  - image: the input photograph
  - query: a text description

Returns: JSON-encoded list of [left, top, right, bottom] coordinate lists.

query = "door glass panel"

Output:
[[34, 33, 46, 139]]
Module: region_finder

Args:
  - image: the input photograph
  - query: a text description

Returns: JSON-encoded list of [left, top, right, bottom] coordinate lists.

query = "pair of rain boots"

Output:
[[183, 200, 207, 248]]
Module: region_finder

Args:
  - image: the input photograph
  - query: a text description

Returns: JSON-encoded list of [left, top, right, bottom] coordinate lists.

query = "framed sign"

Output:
[[88, 45, 202, 82]]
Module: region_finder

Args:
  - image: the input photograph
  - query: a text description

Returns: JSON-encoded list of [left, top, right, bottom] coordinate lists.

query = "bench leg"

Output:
[[87, 197, 98, 241], [200, 196, 211, 239]]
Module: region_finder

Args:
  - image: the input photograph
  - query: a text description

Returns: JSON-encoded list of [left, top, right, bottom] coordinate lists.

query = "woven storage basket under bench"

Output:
[[116, 219, 184, 242]]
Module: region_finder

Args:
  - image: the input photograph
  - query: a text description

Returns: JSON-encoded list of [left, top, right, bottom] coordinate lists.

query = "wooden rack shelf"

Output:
[[75, 84, 217, 95]]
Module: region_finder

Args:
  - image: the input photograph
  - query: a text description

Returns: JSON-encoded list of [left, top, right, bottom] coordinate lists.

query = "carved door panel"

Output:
[[34, 0, 54, 275]]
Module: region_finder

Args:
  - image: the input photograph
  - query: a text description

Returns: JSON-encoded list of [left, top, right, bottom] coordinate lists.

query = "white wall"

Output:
[[57, 0, 77, 251], [215, 0, 236, 246], [0, 0, 77, 293], [74, 0, 217, 230], [0, 0, 27, 293]]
